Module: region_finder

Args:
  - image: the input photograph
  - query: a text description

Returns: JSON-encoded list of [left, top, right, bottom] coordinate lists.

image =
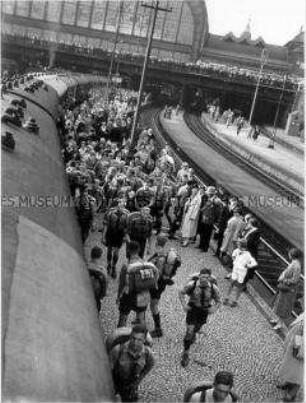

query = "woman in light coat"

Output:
[[277, 313, 303, 402], [220, 208, 245, 259], [181, 186, 201, 247]]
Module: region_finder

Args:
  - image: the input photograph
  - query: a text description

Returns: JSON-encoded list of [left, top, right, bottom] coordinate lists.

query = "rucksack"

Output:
[[127, 261, 159, 293], [88, 265, 107, 300], [183, 383, 238, 402], [162, 249, 181, 279], [185, 273, 218, 304], [187, 272, 218, 287]]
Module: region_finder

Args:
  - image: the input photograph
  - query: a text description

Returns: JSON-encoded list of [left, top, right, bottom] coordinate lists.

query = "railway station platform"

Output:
[[160, 113, 303, 251], [87, 226, 295, 402], [200, 114, 304, 193], [263, 126, 304, 155]]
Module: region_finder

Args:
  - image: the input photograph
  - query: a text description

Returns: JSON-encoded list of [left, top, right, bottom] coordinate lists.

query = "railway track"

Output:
[[185, 113, 303, 206], [140, 107, 303, 321]]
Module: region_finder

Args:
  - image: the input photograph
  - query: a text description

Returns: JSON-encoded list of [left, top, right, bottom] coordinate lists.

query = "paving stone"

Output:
[[85, 226, 293, 402]]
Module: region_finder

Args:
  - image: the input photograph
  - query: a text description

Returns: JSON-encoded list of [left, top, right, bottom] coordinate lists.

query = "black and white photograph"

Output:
[[1, 0, 304, 401]]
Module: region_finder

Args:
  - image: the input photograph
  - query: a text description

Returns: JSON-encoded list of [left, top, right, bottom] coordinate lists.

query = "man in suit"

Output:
[[198, 186, 221, 252]]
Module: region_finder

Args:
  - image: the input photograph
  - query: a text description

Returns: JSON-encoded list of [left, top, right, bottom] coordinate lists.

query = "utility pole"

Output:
[[106, 1, 123, 102], [130, 1, 171, 147], [269, 74, 288, 149], [248, 48, 269, 126]]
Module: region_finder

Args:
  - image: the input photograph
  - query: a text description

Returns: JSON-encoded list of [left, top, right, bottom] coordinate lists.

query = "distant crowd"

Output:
[[55, 80, 303, 402], [3, 30, 300, 90]]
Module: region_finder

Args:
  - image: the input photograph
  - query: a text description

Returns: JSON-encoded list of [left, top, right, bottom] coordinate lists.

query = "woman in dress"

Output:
[[271, 248, 302, 331], [180, 186, 201, 247]]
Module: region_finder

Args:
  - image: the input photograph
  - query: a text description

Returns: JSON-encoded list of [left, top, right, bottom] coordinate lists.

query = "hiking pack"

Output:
[[127, 261, 159, 292], [183, 382, 239, 402]]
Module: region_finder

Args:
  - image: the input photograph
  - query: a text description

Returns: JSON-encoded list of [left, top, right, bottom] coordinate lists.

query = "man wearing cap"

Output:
[[148, 234, 181, 337], [198, 186, 222, 252], [179, 268, 221, 367]]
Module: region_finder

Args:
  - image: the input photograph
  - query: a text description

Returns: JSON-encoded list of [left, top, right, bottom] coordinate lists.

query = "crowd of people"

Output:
[[54, 80, 304, 402], [3, 30, 301, 91], [204, 103, 262, 140]]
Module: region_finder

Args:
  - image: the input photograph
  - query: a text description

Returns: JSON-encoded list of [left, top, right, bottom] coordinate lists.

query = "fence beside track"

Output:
[[139, 108, 303, 320]]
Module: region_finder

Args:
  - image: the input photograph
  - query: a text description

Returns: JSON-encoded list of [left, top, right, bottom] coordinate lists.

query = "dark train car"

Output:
[[2, 74, 114, 402]]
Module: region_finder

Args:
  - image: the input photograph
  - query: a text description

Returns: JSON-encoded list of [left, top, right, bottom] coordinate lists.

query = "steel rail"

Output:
[[140, 107, 303, 319]]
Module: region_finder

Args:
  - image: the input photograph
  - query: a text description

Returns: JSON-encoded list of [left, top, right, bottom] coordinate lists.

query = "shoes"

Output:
[[270, 319, 278, 325], [276, 383, 287, 390], [224, 274, 231, 280], [273, 323, 283, 331], [230, 302, 238, 307], [181, 351, 190, 368], [223, 299, 229, 305], [150, 328, 163, 338]]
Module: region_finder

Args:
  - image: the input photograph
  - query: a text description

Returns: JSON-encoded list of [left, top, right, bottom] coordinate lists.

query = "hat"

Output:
[[156, 234, 167, 247], [206, 186, 216, 195]]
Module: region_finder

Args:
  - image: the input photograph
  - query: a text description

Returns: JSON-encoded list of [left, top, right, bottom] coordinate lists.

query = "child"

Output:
[[223, 239, 257, 307]]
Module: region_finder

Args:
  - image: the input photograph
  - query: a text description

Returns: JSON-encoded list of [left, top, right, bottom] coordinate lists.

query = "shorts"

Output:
[[149, 281, 167, 300], [231, 267, 247, 284], [186, 305, 209, 327], [119, 293, 147, 315]]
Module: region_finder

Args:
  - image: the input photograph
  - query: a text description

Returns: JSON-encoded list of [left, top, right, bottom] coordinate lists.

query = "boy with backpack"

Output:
[[109, 324, 155, 402], [183, 371, 238, 402], [117, 240, 159, 327], [148, 234, 181, 337], [102, 197, 130, 278], [179, 268, 221, 367], [87, 246, 108, 312]]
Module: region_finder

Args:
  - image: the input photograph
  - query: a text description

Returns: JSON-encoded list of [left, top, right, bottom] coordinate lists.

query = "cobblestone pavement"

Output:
[[85, 220, 288, 402]]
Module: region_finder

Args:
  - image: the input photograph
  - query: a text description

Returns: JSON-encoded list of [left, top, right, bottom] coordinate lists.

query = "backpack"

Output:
[[153, 189, 166, 210], [185, 274, 219, 306], [183, 383, 239, 402], [88, 265, 107, 300], [162, 249, 181, 279], [128, 212, 152, 240], [187, 272, 218, 292], [127, 261, 159, 293], [107, 208, 128, 232]]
